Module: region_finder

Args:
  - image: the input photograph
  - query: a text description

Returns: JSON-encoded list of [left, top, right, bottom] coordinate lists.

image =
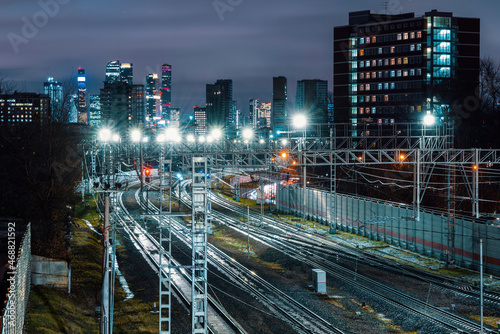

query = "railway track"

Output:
[[211, 189, 500, 308], [114, 189, 246, 334], [139, 183, 346, 334], [177, 182, 497, 333]]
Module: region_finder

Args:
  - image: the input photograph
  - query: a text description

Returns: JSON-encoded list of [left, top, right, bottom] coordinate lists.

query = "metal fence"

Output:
[[277, 186, 500, 276], [2, 223, 31, 334]]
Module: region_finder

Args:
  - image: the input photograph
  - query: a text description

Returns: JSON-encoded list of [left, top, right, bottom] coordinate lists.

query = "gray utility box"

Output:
[[312, 269, 326, 294]]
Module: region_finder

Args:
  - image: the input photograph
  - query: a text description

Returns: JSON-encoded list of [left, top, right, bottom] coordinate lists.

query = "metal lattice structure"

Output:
[[191, 157, 208, 334], [2, 224, 31, 334], [159, 157, 172, 334]]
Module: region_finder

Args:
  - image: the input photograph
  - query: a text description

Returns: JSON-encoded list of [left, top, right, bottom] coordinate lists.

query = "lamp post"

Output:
[[293, 114, 307, 223], [97, 127, 120, 334]]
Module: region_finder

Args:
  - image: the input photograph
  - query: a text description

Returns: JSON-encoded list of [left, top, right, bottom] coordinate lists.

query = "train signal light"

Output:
[[144, 166, 151, 183]]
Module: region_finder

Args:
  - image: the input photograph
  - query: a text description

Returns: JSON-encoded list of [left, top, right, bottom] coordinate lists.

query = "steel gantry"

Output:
[[158, 154, 173, 334], [191, 157, 209, 333], [82, 122, 500, 329]]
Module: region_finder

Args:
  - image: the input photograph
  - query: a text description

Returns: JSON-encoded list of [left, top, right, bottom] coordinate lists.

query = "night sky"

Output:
[[1, 0, 499, 117]]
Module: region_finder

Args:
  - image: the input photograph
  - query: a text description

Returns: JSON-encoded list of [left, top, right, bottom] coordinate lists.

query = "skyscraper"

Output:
[[120, 63, 133, 85], [89, 95, 101, 127], [77, 68, 87, 124], [249, 98, 259, 128], [130, 84, 145, 127], [100, 81, 130, 136], [205, 79, 233, 131], [296, 79, 328, 128], [272, 76, 287, 137], [145, 73, 159, 126], [333, 10, 480, 125], [161, 64, 172, 122], [43, 77, 63, 119], [105, 60, 121, 83]]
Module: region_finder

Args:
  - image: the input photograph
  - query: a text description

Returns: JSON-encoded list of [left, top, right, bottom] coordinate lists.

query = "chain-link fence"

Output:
[[2, 223, 31, 334]]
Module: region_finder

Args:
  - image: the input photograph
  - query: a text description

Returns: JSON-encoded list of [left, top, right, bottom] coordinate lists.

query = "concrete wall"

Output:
[[277, 185, 500, 276], [31, 255, 69, 288]]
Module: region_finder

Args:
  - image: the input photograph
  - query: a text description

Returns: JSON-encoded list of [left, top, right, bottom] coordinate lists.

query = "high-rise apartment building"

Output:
[[272, 76, 287, 137], [194, 106, 207, 135], [161, 64, 172, 122], [77, 68, 87, 124], [170, 107, 180, 128], [105, 60, 121, 83], [296, 79, 328, 128], [89, 95, 101, 127], [145, 73, 160, 125], [0, 92, 50, 125], [205, 79, 233, 131], [333, 10, 480, 125], [120, 63, 133, 85]]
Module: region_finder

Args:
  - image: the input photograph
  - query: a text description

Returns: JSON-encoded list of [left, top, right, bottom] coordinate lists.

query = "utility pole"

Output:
[[480, 239, 484, 334]]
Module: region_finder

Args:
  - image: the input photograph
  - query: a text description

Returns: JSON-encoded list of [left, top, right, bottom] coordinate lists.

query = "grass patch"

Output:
[[25, 194, 158, 333]]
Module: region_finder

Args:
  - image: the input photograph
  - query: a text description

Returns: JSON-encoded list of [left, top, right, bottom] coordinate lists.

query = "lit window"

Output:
[[397, 33, 402, 40], [410, 32, 415, 39], [397, 70, 402, 77], [391, 58, 396, 65], [365, 84, 370, 91], [384, 95, 389, 102], [372, 72, 376, 78], [417, 44, 422, 51], [360, 49, 364, 56], [417, 31, 422, 38], [403, 70, 408, 76], [410, 44, 415, 52], [397, 58, 402, 65], [372, 60, 377, 67], [378, 83, 382, 90], [403, 57, 408, 64], [366, 72, 370, 79], [384, 83, 389, 89], [403, 33, 409, 40], [390, 71, 395, 77], [378, 47, 383, 54], [372, 96, 376, 102], [384, 59, 389, 66], [410, 69, 415, 76], [378, 59, 383, 66], [366, 37, 370, 44], [359, 38, 364, 44], [372, 36, 376, 43], [360, 108, 364, 114], [366, 61, 370, 67], [390, 46, 395, 53], [359, 73, 364, 79], [360, 85, 364, 91], [360, 61, 364, 68]]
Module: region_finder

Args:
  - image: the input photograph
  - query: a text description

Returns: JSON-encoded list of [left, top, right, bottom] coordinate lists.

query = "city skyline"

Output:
[[2, 0, 500, 117]]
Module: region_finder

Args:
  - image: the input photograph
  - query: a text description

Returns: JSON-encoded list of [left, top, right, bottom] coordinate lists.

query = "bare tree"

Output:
[[0, 74, 17, 94]]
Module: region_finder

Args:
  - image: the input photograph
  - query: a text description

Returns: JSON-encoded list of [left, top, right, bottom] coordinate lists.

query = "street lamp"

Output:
[[242, 127, 253, 140], [99, 128, 112, 142], [423, 114, 436, 126], [210, 128, 223, 141], [293, 114, 307, 223]]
